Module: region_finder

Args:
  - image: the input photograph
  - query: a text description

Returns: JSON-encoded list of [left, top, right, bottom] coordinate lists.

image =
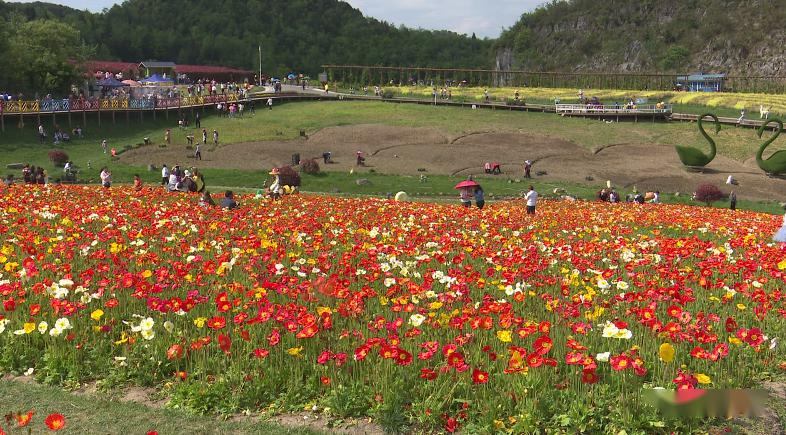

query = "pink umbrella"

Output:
[[122, 80, 142, 87], [454, 180, 479, 189]]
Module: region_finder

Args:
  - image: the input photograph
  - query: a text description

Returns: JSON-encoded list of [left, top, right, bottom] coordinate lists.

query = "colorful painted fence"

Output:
[[0, 94, 238, 115]]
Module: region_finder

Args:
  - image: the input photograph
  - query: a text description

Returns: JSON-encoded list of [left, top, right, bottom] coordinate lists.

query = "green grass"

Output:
[[1, 100, 783, 212], [0, 379, 320, 434]]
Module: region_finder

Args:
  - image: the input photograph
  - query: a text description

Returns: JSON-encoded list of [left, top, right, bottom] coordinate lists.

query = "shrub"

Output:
[[300, 158, 320, 175], [694, 183, 726, 205], [381, 90, 395, 99], [47, 150, 69, 167], [277, 165, 301, 186]]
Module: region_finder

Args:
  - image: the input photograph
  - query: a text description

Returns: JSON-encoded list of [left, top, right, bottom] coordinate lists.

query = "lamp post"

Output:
[[258, 45, 262, 87]]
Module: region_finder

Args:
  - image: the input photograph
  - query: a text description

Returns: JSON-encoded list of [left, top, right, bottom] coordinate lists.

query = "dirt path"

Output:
[[119, 123, 786, 202]]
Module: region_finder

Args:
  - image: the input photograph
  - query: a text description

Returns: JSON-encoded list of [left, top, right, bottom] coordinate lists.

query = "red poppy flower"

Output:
[[471, 368, 489, 384], [395, 349, 413, 366], [218, 333, 231, 354], [526, 353, 543, 368], [44, 413, 65, 431], [609, 355, 631, 371], [253, 348, 269, 359], [444, 416, 458, 433], [15, 411, 34, 427], [581, 369, 599, 384], [166, 343, 183, 360], [447, 352, 465, 367], [317, 350, 332, 364], [206, 316, 226, 330], [296, 323, 318, 339], [533, 335, 553, 355], [420, 367, 438, 380]]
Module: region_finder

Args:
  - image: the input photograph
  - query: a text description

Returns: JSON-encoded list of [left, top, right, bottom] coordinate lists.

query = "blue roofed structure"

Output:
[[676, 73, 726, 92]]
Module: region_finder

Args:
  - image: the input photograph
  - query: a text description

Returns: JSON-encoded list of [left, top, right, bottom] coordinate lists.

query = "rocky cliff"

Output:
[[495, 0, 786, 75]]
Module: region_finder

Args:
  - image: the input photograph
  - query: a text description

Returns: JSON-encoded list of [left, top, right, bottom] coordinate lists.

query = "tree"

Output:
[[660, 45, 690, 71], [2, 18, 92, 94]]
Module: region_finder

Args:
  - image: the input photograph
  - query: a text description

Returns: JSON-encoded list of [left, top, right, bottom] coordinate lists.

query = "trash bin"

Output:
[[292, 153, 300, 165]]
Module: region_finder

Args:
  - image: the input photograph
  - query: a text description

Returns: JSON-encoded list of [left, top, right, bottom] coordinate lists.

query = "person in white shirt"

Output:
[[650, 191, 660, 204], [161, 164, 170, 186], [525, 185, 538, 214]]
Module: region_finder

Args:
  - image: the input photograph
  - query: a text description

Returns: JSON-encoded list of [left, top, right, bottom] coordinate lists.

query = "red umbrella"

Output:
[[454, 180, 479, 189]]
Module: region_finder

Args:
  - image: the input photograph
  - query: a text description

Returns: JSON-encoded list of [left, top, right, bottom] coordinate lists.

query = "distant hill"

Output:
[[495, 0, 786, 76], [7, 0, 492, 74]]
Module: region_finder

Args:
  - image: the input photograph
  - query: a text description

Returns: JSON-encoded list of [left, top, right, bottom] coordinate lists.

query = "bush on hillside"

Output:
[[694, 183, 726, 205], [48, 150, 69, 167], [300, 158, 320, 175]]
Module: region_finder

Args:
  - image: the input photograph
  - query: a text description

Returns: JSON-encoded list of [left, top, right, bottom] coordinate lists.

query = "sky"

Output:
[[6, 0, 546, 38]]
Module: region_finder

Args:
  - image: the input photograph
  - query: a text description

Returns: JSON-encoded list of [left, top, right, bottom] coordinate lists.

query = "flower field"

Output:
[[391, 85, 786, 115], [1, 185, 785, 433]]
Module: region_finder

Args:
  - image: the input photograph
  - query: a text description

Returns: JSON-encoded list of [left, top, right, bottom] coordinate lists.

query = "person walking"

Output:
[[38, 124, 46, 143], [161, 164, 170, 185], [730, 191, 737, 211], [101, 139, 107, 154], [195, 142, 202, 161], [195, 112, 201, 129], [165, 129, 171, 145], [474, 185, 485, 209], [524, 160, 532, 179], [212, 129, 218, 146], [202, 128, 208, 145], [525, 185, 538, 214], [267, 98, 273, 110]]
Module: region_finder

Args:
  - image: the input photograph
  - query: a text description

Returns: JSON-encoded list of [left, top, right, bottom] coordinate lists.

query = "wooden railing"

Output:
[[0, 93, 239, 115], [555, 104, 672, 115]]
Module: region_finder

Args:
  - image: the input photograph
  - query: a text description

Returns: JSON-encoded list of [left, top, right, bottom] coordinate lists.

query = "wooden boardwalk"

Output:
[[0, 86, 779, 132]]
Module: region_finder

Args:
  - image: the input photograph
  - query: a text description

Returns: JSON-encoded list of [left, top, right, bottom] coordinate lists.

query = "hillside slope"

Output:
[[495, 0, 786, 75], [7, 0, 492, 74]]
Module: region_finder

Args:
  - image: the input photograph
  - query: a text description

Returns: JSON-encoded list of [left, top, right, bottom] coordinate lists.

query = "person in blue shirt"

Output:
[[220, 190, 238, 209], [474, 185, 485, 209]]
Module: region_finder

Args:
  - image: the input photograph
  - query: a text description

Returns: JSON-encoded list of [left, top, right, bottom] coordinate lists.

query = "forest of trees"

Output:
[[5, 0, 492, 80]]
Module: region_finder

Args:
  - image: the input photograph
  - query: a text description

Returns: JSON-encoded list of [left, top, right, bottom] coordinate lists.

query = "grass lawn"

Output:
[[0, 379, 320, 434], [0, 100, 782, 212]]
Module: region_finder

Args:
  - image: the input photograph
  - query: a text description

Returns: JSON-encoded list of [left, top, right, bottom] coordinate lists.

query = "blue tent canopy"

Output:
[[98, 77, 128, 88], [141, 74, 174, 84]]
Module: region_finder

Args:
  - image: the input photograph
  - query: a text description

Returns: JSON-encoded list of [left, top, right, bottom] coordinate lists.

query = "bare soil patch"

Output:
[[271, 412, 384, 435], [119, 123, 786, 202]]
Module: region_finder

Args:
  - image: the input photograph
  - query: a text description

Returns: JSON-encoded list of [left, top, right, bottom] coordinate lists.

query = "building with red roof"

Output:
[[84, 60, 253, 81]]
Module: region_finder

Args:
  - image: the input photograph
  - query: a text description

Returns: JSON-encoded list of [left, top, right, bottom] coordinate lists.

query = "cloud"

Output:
[[344, 0, 544, 38]]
